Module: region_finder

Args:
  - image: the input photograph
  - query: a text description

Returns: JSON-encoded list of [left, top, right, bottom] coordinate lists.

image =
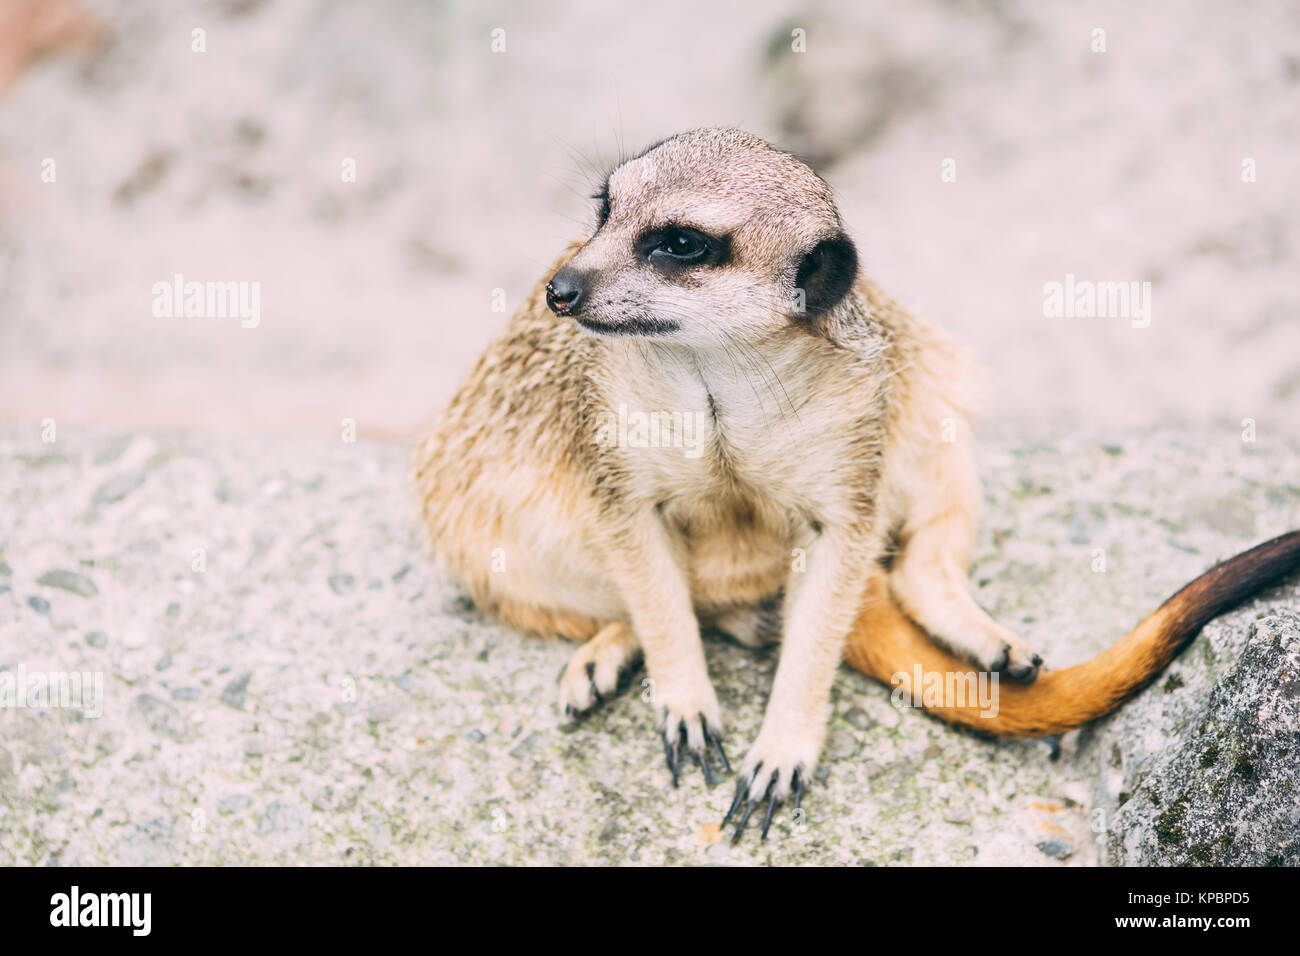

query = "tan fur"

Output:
[[413, 129, 1300, 829]]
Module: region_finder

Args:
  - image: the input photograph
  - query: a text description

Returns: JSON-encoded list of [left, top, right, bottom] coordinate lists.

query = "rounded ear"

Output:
[[793, 233, 858, 319]]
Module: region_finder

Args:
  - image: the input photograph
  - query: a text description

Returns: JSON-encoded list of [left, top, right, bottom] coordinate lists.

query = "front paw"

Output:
[[653, 675, 729, 788], [723, 724, 819, 843]]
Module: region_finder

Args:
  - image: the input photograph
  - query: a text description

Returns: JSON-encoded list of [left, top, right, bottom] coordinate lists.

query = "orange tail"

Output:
[[843, 531, 1300, 737]]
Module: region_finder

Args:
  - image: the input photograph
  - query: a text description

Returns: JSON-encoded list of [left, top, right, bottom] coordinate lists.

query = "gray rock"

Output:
[[84, 631, 108, 648], [365, 698, 403, 724], [942, 796, 974, 825], [1037, 839, 1074, 860], [509, 732, 541, 760], [825, 730, 858, 761], [1088, 613, 1300, 865], [328, 573, 356, 594], [92, 435, 132, 466], [129, 693, 190, 743], [218, 794, 253, 815], [368, 821, 393, 849], [27, 595, 50, 614], [842, 706, 872, 730], [116, 816, 177, 866], [220, 671, 253, 710], [92, 471, 145, 505], [1184, 495, 1257, 538], [258, 800, 310, 848], [36, 569, 98, 597], [170, 686, 201, 701]]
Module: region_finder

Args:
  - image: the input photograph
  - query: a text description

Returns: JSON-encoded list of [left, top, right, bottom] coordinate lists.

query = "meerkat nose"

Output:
[[546, 268, 586, 315]]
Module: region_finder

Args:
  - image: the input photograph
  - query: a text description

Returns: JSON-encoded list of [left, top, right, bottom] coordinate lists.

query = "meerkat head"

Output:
[[545, 128, 858, 348]]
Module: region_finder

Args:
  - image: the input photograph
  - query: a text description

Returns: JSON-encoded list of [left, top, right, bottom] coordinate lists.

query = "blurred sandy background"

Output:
[[1, 0, 1296, 440]]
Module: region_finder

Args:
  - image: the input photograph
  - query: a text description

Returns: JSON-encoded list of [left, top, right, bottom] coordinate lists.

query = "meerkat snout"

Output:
[[545, 268, 585, 316]]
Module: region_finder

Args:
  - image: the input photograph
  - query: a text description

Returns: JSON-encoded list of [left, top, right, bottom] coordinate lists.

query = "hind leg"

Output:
[[557, 620, 643, 717], [890, 519, 1041, 681], [886, 423, 1042, 681]]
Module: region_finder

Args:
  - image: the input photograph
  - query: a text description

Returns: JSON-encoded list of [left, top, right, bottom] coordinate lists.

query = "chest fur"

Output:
[[596, 338, 883, 529]]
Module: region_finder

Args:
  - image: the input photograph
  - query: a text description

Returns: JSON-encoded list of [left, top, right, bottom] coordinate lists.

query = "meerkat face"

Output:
[[545, 128, 858, 348]]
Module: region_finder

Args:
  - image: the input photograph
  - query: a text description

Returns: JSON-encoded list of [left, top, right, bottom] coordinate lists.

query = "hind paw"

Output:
[[558, 622, 641, 717], [989, 639, 1043, 683]]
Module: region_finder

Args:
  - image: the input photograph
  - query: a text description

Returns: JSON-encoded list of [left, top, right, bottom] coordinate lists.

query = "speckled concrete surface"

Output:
[[1, 426, 1296, 865]]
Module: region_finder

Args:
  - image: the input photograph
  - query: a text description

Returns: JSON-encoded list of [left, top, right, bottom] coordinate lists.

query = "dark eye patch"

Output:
[[635, 225, 730, 272]]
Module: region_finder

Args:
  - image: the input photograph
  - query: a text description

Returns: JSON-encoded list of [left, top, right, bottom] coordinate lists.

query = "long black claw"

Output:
[[722, 779, 746, 827], [731, 798, 759, 845], [715, 740, 731, 773], [792, 768, 806, 816], [722, 763, 757, 827], [698, 747, 714, 786], [702, 716, 731, 774], [662, 729, 680, 788], [731, 771, 773, 844], [760, 793, 782, 840]]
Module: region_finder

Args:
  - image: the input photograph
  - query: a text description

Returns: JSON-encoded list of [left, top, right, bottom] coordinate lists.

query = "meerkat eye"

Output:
[[658, 230, 706, 259], [637, 226, 728, 270], [641, 226, 717, 266]]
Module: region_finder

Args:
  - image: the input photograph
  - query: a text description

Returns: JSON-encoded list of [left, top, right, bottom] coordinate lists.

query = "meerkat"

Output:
[[414, 128, 1300, 842]]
